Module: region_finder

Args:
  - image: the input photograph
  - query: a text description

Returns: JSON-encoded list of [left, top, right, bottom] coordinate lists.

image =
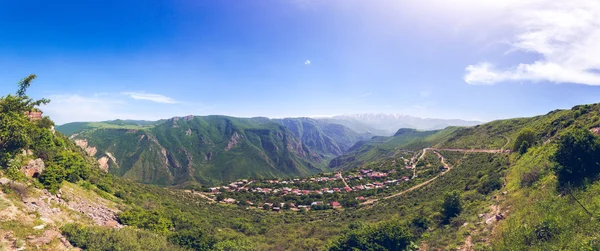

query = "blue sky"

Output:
[[1, 0, 600, 124]]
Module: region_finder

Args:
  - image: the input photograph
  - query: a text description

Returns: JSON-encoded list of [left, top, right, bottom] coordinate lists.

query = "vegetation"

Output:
[[513, 128, 536, 153], [553, 128, 600, 188], [61, 224, 187, 251], [328, 220, 415, 251], [441, 191, 462, 224], [8, 75, 600, 250]]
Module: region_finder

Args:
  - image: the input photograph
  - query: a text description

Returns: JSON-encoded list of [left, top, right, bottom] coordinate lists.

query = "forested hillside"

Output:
[[3, 75, 600, 250]]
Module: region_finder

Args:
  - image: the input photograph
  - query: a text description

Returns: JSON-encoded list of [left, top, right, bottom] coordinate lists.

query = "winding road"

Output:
[[361, 146, 506, 206]]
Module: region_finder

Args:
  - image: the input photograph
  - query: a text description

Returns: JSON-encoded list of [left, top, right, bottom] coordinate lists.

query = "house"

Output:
[[356, 196, 366, 201], [222, 198, 236, 204], [330, 201, 342, 209], [272, 207, 281, 212], [25, 110, 43, 120], [344, 187, 353, 192], [311, 201, 323, 206]]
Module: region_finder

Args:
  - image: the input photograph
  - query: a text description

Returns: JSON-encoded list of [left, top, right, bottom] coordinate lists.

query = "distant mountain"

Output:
[[56, 116, 370, 186], [273, 118, 373, 157], [318, 114, 481, 136]]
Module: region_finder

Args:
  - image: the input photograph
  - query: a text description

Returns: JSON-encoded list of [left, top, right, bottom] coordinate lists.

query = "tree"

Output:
[[553, 128, 600, 188], [512, 128, 536, 153], [0, 74, 50, 165], [441, 191, 462, 224]]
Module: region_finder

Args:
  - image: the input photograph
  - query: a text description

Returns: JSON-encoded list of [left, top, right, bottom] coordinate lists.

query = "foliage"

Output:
[[441, 191, 462, 224], [61, 224, 186, 251], [168, 229, 216, 251], [118, 208, 173, 233], [39, 164, 66, 193], [328, 220, 415, 251], [552, 128, 600, 188], [513, 128, 536, 153]]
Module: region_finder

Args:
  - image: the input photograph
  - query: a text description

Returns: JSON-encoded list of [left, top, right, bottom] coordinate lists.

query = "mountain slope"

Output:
[[273, 118, 373, 157], [63, 116, 327, 186], [329, 127, 459, 169]]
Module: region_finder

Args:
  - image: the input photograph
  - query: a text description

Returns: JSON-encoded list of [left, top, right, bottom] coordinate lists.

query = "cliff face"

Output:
[[68, 116, 327, 186]]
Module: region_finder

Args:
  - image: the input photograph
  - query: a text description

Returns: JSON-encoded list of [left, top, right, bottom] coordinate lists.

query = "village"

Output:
[[202, 152, 448, 212]]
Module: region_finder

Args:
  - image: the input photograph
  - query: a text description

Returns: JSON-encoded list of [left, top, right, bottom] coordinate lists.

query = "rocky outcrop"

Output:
[[74, 139, 97, 156], [225, 132, 243, 151], [98, 156, 109, 172], [21, 159, 45, 178], [186, 128, 192, 136]]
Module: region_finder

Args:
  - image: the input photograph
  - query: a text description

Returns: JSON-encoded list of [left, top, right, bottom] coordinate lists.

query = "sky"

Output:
[[1, 0, 600, 124]]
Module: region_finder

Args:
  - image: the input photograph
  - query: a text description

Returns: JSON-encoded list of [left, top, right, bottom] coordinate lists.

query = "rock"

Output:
[[33, 224, 45, 230], [0, 177, 11, 185], [21, 158, 45, 178]]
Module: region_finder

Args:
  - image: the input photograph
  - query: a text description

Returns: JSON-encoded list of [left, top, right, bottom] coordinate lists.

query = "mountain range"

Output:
[[317, 114, 481, 135], [56, 114, 476, 186]]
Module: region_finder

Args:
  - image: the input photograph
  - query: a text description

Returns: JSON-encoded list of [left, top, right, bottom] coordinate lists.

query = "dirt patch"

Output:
[[98, 157, 109, 172], [74, 139, 97, 156]]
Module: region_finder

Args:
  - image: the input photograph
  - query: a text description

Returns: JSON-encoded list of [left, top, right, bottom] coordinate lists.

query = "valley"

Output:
[[3, 77, 600, 250]]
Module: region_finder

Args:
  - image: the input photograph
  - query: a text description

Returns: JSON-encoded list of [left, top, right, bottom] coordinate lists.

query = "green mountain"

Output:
[[329, 127, 459, 169], [60, 116, 330, 186]]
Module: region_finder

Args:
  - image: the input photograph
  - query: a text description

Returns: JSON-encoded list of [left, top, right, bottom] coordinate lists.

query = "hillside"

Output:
[[5, 76, 600, 250], [273, 118, 373, 156], [63, 116, 332, 186], [329, 127, 459, 169]]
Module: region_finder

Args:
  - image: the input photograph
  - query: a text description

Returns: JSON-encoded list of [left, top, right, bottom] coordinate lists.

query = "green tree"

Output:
[[553, 128, 600, 188], [441, 191, 462, 224], [0, 74, 50, 165], [512, 128, 536, 153], [39, 164, 67, 193]]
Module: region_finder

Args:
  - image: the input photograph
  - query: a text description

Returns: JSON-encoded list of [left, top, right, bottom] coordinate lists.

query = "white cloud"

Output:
[[465, 0, 600, 85], [304, 60, 311, 65], [121, 92, 178, 104], [42, 94, 149, 124]]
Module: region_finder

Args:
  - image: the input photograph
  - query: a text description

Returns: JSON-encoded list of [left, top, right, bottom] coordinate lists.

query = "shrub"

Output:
[[553, 128, 600, 188], [61, 224, 185, 251], [513, 128, 536, 153], [441, 191, 462, 224], [478, 172, 503, 195], [118, 208, 173, 233], [520, 167, 541, 187], [168, 229, 215, 250], [39, 164, 66, 193], [328, 220, 414, 251]]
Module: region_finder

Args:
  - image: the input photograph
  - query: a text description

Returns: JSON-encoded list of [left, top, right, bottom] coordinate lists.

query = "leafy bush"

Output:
[[39, 164, 66, 193], [552, 128, 600, 188], [118, 208, 173, 233], [441, 191, 462, 224], [478, 172, 503, 195], [512, 128, 536, 153], [168, 229, 216, 251], [328, 220, 415, 251], [520, 167, 541, 187], [61, 224, 186, 251]]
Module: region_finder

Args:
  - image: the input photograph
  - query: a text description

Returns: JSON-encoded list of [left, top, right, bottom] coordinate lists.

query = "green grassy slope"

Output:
[[329, 127, 459, 169]]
